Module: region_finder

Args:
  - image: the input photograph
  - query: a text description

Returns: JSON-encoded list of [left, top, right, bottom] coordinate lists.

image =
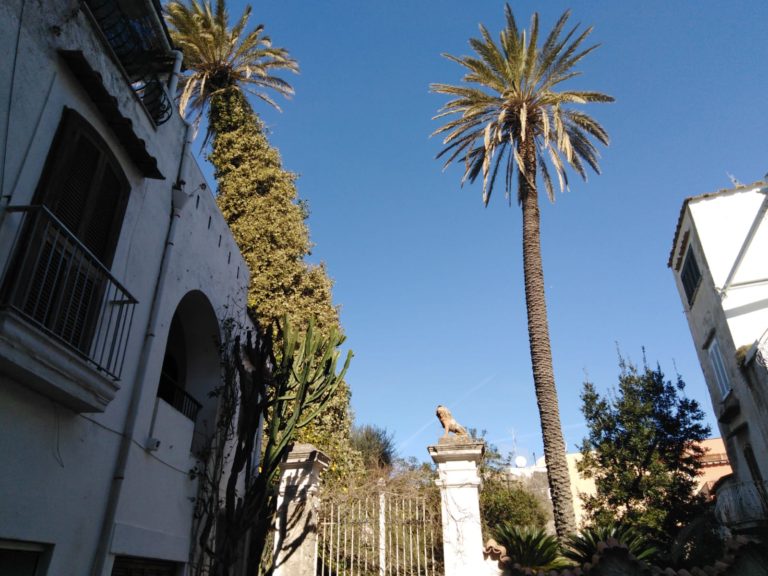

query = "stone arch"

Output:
[[157, 290, 221, 450]]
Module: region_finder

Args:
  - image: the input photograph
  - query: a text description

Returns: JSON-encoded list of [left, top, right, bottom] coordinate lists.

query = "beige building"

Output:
[[513, 439, 732, 528], [669, 182, 768, 532]]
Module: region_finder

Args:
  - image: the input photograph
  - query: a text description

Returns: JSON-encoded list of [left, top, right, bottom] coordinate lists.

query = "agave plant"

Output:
[[563, 524, 657, 565], [492, 524, 571, 571]]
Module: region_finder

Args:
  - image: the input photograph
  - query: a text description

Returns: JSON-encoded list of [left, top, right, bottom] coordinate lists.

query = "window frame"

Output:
[[707, 336, 732, 399], [32, 107, 130, 268], [0, 539, 52, 576], [680, 247, 702, 306]]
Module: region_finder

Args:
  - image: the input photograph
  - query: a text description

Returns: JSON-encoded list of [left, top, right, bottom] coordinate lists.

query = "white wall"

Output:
[[689, 187, 768, 348], [0, 1, 251, 573]]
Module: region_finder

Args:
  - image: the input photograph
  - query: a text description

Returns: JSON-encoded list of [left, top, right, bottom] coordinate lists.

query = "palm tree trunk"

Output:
[[518, 135, 577, 539]]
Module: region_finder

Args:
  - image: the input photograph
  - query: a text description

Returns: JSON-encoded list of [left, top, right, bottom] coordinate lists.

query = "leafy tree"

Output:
[[166, 1, 361, 481], [578, 356, 710, 551], [351, 424, 397, 472], [481, 480, 548, 536], [473, 431, 549, 535], [432, 5, 613, 539]]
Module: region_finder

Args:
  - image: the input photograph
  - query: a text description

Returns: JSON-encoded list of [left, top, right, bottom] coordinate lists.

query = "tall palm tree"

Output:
[[165, 0, 298, 139], [432, 5, 613, 539]]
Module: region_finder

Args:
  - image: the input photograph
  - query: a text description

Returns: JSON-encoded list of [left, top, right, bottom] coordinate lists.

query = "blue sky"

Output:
[[193, 1, 768, 463]]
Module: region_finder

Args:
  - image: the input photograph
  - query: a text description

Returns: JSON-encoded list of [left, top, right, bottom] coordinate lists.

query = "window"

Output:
[[1, 108, 136, 379], [681, 248, 702, 305], [707, 337, 731, 398], [24, 108, 129, 353], [111, 556, 178, 576], [34, 108, 130, 265], [0, 540, 49, 576]]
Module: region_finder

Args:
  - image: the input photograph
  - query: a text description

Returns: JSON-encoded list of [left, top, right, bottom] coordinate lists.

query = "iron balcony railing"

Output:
[[715, 479, 768, 529], [0, 205, 136, 380], [157, 380, 202, 423], [84, 0, 173, 125]]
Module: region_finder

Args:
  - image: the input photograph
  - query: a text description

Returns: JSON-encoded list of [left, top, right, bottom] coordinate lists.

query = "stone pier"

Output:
[[429, 439, 495, 576], [273, 444, 329, 576]]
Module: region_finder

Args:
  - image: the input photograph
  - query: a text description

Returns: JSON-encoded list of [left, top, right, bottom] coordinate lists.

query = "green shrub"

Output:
[[564, 523, 657, 565], [492, 524, 571, 571], [481, 479, 548, 536]]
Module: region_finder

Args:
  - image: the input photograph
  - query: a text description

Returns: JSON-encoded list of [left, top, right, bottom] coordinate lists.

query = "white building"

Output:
[[668, 181, 768, 531], [0, 0, 250, 574]]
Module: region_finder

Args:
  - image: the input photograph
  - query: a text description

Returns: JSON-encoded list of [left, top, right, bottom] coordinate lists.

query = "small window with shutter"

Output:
[[680, 248, 702, 306]]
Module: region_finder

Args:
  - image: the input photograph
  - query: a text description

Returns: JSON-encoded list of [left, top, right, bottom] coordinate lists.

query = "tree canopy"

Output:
[[578, 355, 710, 549], [166, 0, 297, 139]]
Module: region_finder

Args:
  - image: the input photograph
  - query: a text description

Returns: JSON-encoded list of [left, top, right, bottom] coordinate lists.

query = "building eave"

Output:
[[59, 50, 165, 179], [667, 180, 767, 268]]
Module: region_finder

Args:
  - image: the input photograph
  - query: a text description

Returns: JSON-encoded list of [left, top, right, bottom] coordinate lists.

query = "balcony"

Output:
[[83, 0, 174, 125], [718, 390, 741, 424], [0, 205, 136, 411], [715, 477, 768, 531], [157, 380, 202, 423]]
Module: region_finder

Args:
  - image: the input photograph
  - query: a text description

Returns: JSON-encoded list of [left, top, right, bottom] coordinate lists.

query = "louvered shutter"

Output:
[[48, 132, 99, 236], [111, 556, 178, 576], [85, 161, 124, 264], [17, 109, 130, 354]]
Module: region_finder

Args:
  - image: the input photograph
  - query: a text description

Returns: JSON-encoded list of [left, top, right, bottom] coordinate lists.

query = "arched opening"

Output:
[[156, 290, 221, 451]]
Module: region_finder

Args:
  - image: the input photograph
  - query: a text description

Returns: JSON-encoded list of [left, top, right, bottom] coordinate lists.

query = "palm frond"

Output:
[[431, 3, 612, 206], [166, 0, 298, 135]]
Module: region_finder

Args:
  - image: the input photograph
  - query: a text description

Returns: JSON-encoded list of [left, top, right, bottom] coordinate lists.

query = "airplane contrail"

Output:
[[397, 373, 497, 452]]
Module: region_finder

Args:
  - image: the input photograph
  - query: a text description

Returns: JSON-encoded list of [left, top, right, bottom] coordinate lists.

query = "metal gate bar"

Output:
[[317, 483, 442, 576]]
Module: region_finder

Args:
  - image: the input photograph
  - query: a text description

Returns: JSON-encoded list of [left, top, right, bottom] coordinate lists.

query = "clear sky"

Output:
[[193, 1, 768, 464]]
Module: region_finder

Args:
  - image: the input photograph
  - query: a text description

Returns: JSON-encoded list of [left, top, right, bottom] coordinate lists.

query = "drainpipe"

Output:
[[167, 50, 183, 100], [90, 123, 193, 576]]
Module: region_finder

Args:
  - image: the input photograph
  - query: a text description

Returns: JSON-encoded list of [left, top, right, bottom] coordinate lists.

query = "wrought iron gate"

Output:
[[316, 482, 443, 576]]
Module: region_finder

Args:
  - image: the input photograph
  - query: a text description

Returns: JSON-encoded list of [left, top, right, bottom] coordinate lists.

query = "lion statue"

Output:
[[436, 405, 468, 438]]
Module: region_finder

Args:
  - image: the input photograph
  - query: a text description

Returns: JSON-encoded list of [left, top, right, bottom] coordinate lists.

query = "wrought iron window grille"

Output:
[[84, 0, 174, 125]]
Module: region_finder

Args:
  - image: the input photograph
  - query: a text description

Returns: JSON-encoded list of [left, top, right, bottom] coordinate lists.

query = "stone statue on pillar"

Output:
[[436, 404, 469, 439], [428, 405, 499, 576]]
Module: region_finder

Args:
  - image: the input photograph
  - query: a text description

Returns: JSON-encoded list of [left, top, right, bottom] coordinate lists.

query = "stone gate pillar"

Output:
[[429, 439, 491, 576], [273, 444, 329, 576]]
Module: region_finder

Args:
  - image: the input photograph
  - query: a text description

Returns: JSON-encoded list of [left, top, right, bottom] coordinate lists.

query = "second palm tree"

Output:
[[432, 5, 613, 539]]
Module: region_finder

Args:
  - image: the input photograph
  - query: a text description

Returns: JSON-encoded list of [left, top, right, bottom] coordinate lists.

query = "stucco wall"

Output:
[[0, 1, 250, 573], [688, 189, 768, 348]]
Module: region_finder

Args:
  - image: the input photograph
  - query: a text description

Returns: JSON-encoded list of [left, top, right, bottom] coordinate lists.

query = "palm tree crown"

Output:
[[165, 0, 298, 130], [432, 6, 613, 204]]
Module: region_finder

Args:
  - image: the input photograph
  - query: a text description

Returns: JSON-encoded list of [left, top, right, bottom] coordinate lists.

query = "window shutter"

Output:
[[111, 556, 178, 576], [85, 162, 123, 263], [48, 132, 99, 236], [16, 109, 131, 354]]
